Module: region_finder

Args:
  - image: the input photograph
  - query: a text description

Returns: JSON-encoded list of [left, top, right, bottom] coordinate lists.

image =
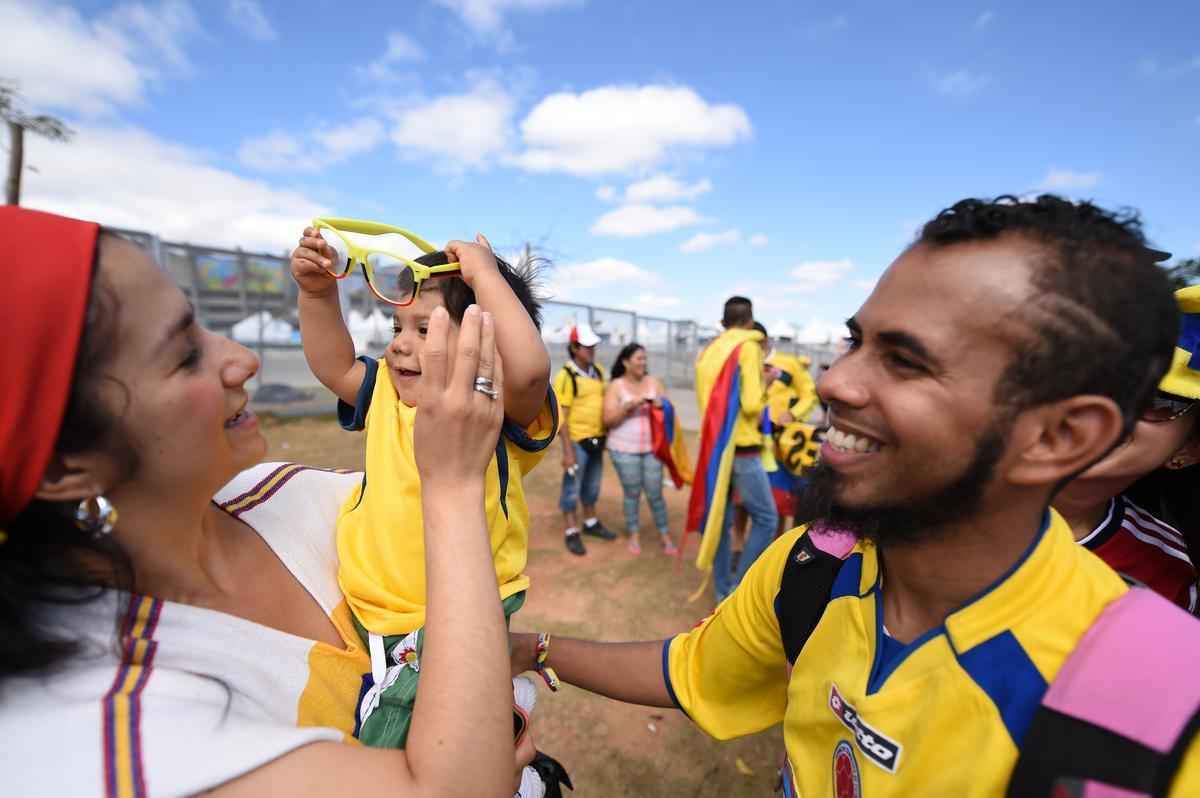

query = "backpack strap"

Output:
[[775, 527, 857, 664], [1006, 589, 1200, 797]]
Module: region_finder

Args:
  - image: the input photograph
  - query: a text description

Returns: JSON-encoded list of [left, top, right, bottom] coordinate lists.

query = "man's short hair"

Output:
[[723, 296, 754, 328], [917, 194, 1177, 428]]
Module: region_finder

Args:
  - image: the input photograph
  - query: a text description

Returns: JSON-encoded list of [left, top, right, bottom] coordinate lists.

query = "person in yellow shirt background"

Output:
[[765, 349, 818, 426], [689, 297, 778, 602], [553, 323, 618, 556]]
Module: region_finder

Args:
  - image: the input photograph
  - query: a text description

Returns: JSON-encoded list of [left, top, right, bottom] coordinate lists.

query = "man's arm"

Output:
[[511, 636, 674, 707]]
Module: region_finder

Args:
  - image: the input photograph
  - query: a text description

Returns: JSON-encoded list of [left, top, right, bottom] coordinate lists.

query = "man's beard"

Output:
[[794, 422, 1007, 547]]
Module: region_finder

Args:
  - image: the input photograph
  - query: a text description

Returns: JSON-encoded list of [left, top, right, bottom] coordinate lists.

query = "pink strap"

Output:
[[808, 526, 857, 559], [1079, 781, 1148, 798], [1042, 589, 1200, 753]]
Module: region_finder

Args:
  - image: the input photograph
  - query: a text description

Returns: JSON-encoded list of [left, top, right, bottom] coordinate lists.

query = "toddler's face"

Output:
[[383, 287, 460, 407]]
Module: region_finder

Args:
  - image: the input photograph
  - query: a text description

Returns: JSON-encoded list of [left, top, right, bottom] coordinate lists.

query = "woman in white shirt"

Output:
[[0, 207, 535, 797], [602, 344, 678, 555]]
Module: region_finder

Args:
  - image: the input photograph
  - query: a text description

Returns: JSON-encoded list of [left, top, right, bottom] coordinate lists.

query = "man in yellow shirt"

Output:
[[765, 349, 818, 425], [692, 297, 778, 601], [515, 196, 1200, 795], [552, 323, 616, 555]]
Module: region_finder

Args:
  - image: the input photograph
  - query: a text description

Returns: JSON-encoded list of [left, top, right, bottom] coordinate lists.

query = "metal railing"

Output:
[[110, 227, 841, 393]]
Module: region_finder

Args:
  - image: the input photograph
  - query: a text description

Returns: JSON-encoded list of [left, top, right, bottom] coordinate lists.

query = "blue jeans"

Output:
[[559, 441, 604, 512], [608, 451, 670, 536], [713, 453, 779, 602]]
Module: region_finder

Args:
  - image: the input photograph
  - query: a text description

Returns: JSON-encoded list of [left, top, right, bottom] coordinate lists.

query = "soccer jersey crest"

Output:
[[833, 740, 862, 798]]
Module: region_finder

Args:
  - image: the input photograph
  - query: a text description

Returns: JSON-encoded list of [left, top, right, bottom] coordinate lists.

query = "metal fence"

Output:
[[110, 227, 841, 393]]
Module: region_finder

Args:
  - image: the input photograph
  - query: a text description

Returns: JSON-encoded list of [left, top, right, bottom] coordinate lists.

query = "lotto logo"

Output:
[[829, 684, 903, 773]]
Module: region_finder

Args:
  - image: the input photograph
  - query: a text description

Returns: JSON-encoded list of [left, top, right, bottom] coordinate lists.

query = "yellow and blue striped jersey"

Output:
[[664, 511, 1200, 795]]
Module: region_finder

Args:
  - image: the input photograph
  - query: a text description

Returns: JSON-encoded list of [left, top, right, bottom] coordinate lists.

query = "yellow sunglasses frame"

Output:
[[311, 216, 461, 306]]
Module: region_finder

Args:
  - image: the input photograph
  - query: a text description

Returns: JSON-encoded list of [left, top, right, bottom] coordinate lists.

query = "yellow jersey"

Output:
[[664, 511, 1200, 796], [336, 357, 557, 635], [553, 361, 605, 441], [765, 350, 818, 424], [695, 328, 767, 448]]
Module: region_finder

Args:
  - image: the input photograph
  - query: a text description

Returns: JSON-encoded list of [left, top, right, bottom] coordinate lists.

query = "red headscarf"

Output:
[[0, 206, 98, 523]]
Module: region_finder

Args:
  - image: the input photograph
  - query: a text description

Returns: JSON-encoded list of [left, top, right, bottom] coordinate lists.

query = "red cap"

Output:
[[569, 323, 600, 347], [0, 206, 98, 522]]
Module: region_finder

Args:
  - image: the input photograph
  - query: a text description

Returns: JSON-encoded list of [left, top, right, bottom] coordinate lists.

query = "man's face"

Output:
[[805, 240, 1036, 543], [573, 343, 595, 367]]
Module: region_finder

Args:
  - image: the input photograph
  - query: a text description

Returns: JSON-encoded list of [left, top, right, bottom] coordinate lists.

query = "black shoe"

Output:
[[530, 751, 573, 797], [565, 532, 587, 556], [582, 520, 617, 541]]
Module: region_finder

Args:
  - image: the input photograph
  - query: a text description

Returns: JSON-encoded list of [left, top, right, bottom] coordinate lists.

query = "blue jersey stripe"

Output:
[[956, 630, 1047, 747], [830, 552, 863, 600]]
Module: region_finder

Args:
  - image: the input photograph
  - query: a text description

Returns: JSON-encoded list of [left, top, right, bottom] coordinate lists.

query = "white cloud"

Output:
[[788, 258, 854, 293], [795, 319, 849, 344], [0, 0, 198, 115], [433, 0, 581, 41], [680, 229, 740, 253], [545, 257, 660, 301], [382, 31, 425, 61], [237, 131, 307, 171], [512, 85, 752, 176], [974, 10, 995, 28], [389, 78, 515, 171], [852, 278, 878, 292], [930, 68, 989, 97], [631, 293, 681, 309], [1139, 55, 1200, 78], [238, 119, 386, 172], [1037, 168, 1102, 191], [590, 204, 704, 237], [625, 174, 712, 203], [595, 185, 617, 201], [749, 233, 768, 247], [315, 118, 386, 160], [23, 124, 327, 252], [227, 0, 277, 41]]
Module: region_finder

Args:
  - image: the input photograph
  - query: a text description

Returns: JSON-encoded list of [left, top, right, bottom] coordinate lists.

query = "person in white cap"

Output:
[[552, 323, 617, 555]]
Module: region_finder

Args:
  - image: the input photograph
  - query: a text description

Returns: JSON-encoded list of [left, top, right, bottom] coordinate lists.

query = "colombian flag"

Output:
[[684, 344, 745, 573], [650, 398, 692, 489]]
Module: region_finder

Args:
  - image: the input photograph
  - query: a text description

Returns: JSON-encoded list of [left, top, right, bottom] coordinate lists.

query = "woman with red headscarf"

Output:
[[0, 207, 533, 796]]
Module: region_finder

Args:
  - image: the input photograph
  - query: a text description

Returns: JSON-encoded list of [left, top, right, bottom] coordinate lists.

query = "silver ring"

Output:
[[474, 376, 498, 399]]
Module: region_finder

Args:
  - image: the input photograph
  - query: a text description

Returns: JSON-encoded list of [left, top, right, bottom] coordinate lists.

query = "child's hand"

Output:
[[291, 227, 339, 298], [444, 233, 499, 287]]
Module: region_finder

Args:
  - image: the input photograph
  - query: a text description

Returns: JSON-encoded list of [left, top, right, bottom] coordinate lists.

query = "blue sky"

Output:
[[3, 0, 1197, 339]]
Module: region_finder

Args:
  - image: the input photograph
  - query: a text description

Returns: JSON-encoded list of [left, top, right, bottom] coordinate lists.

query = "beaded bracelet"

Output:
[[534, 632, 560, 691]]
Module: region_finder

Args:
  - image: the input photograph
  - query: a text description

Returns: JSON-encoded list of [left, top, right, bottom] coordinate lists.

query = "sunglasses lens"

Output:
[[317, 229, 352, 276], [367, 252, 416, 304]]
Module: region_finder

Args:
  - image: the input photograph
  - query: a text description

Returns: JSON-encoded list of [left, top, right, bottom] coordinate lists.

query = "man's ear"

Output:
[[1005, 395, 1125, 487], [32, 451, 114, 504]]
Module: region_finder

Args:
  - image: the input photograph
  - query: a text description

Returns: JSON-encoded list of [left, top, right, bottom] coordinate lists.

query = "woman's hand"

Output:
[[414, 305, 504, 488], [291, 228, 340, 298], [444, 234, 500, 287]]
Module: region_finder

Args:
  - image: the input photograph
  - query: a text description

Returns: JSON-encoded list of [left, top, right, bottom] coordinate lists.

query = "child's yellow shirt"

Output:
[[335, 356, 557, 635]]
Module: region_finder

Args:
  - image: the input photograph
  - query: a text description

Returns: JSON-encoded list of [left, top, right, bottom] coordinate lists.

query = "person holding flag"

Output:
[[602, 343, 685, 555], [685, 297, 778, 602]]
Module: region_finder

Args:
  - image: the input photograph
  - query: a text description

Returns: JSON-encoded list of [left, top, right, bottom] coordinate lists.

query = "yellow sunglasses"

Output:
[[311, 217, 461, 306]]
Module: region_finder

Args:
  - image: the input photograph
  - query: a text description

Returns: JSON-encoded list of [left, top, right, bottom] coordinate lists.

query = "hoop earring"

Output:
[[75, 495, 118, 538]]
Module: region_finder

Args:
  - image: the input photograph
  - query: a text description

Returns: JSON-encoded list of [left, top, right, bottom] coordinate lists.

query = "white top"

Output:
[[0, 463, 368, 798], [607, 379, 657, 454]]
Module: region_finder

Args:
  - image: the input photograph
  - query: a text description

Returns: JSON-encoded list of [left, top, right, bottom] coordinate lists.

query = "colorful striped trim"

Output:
[[102, 594, 163, 798], [220, 463, 351, 517]]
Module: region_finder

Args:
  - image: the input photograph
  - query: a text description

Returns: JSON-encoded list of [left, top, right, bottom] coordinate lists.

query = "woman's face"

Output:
[[1077, 409, 1199, 484], [95, 237, 266, 496], [626, 348, 648, 378]]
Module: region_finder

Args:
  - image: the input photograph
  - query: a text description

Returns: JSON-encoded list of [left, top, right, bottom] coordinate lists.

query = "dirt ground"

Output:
[[260, 414, 781, 797]]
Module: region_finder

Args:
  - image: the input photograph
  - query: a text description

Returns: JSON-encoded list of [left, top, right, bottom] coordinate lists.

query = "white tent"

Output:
[[231, 311, 297, 345], [767, 319, 797, 341]]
